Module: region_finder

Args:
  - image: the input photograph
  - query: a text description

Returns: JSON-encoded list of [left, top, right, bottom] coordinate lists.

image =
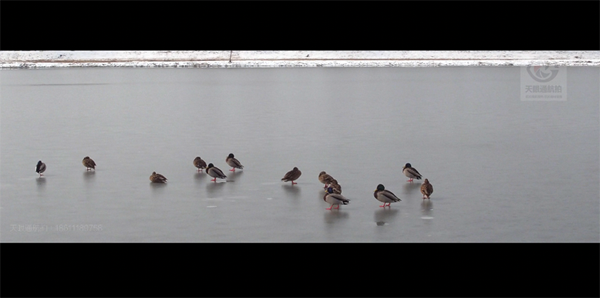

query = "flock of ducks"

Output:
[[191, 153, 243, 182], [34, 155, 434, 210], [316, 165, 433, 210]]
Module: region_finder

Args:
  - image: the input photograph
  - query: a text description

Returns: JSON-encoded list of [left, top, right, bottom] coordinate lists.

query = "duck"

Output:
[[323, 187, 350, 210], [420, 179, 433, 199], [329, 179, 342, 194], [281, 167, 302, 185], [206, 163, 227, 182], [149, 171, 167, 183], [374, 184, 401, 207], [226, 153, 244, 172], [35, 160, 46, 177], [193, 156, 207, 172], [402, 163, 422, 182], [82, 156, 96, 171], [318, 171, 336, 189]]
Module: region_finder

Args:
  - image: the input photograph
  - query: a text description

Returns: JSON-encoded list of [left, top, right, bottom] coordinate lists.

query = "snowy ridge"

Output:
[[1, 51, 599, 68]]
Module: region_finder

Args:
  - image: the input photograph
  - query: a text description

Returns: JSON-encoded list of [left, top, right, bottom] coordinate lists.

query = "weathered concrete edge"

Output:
[[2, 60, 599, 69], [1, 51, 599, 68]]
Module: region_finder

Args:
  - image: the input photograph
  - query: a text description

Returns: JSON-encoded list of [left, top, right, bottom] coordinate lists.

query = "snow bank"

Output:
[[1, 51, 598, 68]]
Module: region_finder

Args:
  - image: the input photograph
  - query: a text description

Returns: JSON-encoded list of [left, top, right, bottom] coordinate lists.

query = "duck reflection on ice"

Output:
[[226, 170, 244, 182], [83, 170, 95, 182], [149, 181, 167, 197], [150, 181, 167, 188], [421, 200, 433, 217], [206, 181, 226, 195], [194, 172, 206, 185], [374, 208, 399, 226], [36, 177, 46, 188], [281, 184, 301, 198], [323, 210, 349, 224]]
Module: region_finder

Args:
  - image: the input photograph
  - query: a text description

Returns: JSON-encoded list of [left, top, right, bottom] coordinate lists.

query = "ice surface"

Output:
[[1, 66, 598, 242]]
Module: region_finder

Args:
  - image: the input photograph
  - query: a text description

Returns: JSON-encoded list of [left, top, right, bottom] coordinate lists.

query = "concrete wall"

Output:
[[1, 51, 599, 68]]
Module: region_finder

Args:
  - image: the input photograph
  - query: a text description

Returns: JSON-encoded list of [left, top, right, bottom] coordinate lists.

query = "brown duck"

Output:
[[193, 156, 207, 172], [318, 171, 336, 190], [149, 171, 167, 183], [281, 167, 302, 185], [82, 156, 96, 171], [420, 179, 433, 199]]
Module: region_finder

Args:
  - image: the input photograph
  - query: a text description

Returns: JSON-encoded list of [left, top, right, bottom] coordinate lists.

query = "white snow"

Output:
[[1, 51, 599, 68]]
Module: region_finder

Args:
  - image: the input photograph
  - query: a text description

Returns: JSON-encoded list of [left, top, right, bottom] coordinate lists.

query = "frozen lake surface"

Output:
[[1, 67, 598, 242]]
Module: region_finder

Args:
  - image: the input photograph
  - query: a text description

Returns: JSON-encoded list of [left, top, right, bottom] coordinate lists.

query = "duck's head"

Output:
[[84, 156, 90, 159], [404, 163, 412, 169], [227, 153, 234, 158], [326, 187, 334, 194], [424, 178, 430, 183], [207, 163, 214, 168], [293, 167, 299, 170], [376, 184, 385, 192], [152, 171, 156, 175], [319, 171, 326, 176]]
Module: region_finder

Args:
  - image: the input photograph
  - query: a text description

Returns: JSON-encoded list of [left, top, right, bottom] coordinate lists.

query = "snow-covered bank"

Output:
[[1, 51, 599, 68]]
